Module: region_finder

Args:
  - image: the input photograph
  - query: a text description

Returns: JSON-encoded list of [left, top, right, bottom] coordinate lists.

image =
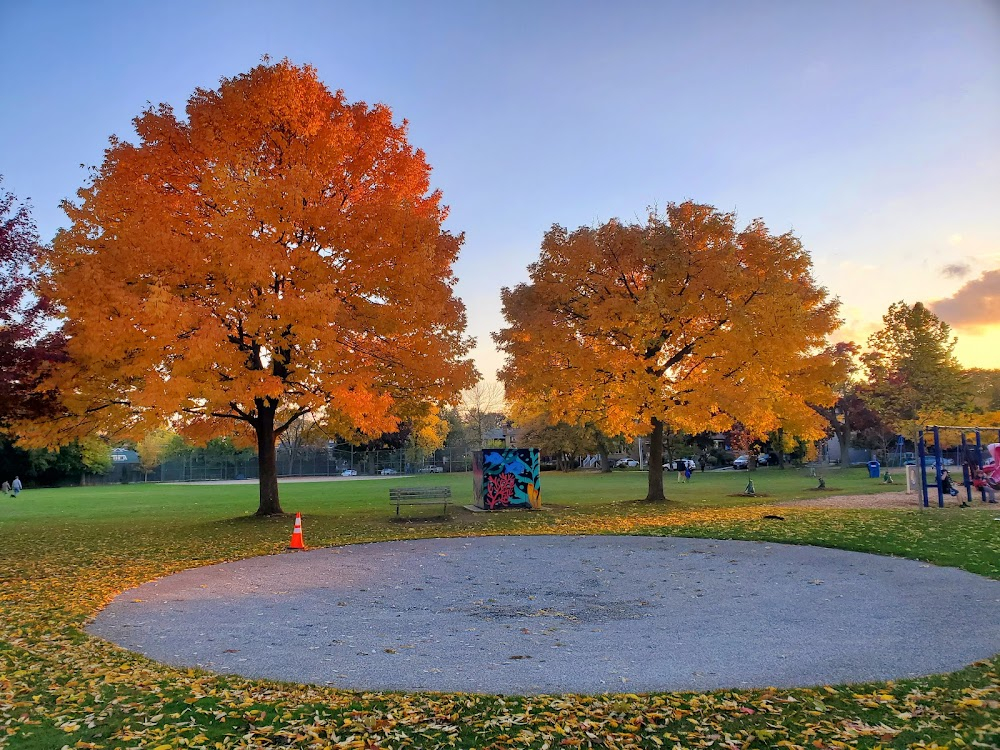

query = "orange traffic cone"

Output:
[[288, 512, 306, 550]]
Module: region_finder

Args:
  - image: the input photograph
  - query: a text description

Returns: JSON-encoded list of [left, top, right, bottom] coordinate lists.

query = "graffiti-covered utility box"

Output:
[[473, 449, 541, 510]]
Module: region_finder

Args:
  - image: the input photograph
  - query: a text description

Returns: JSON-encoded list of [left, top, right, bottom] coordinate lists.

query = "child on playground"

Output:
[[940, 468, 959, 498], [972, 468, 998, 503]]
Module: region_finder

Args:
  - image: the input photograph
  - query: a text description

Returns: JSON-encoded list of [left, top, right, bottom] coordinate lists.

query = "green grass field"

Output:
[[1, 467, 997, 749]]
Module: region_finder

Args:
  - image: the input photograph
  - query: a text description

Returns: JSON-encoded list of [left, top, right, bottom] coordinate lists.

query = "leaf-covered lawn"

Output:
[[1, 470, 997, 749]]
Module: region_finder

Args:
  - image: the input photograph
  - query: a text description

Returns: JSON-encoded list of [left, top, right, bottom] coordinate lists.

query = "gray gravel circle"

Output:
[[88, 535, 1000, 694]]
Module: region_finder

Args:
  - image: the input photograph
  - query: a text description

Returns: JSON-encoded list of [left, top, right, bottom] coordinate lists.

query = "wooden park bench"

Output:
[[389, 486, 452, 519]]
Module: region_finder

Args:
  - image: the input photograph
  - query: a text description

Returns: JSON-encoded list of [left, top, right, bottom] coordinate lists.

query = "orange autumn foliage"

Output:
[[495, 203, 844, 500], [30, 60, 475, 514]]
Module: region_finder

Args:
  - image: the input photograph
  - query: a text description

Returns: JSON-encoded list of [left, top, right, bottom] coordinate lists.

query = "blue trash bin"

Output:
[[867, 460, 880, 478]]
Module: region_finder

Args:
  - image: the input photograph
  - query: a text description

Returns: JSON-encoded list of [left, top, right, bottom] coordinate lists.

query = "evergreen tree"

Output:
[[862, 301, 970, 431]]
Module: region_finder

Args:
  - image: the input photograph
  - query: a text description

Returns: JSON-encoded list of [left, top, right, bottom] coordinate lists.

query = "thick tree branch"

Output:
[[274, 407, 310, 437]]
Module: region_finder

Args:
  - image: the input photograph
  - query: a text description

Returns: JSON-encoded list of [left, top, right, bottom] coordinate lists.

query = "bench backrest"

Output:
[[389, 487, 452, 500]]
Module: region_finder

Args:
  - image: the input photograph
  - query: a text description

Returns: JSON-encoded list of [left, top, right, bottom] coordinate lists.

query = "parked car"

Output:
[[418, 466, 444, 473], [615, 458, 639, 468], [663, 458, 697, 471], [734, 453, 770, 469], [341, 469, 357, 477], [924, 456, 954, 469], [904, 456, 955, 469], [378, 468, 398, 475]]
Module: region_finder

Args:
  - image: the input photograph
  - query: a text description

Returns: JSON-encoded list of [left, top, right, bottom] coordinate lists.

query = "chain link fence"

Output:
[[144, 445, 477, 483]]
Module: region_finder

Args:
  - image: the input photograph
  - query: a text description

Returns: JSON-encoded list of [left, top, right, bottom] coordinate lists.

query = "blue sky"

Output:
[[2, 0, 998, 375]]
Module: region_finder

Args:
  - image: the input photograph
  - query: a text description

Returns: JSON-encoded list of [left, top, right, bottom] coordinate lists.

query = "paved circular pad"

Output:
[[89, 536, 1000, 694]]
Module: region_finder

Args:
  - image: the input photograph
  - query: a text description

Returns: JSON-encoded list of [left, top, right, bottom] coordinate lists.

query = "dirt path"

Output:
[[777, 490, 995, 509], [88, 535, 1000, 694]]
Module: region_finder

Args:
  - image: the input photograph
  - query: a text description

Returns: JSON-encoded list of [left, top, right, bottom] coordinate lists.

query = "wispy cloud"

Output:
[[930, 269, 1000, 331], [942, 262, 971, 279]]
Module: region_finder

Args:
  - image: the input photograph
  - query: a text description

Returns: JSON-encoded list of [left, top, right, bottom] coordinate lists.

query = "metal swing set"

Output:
[[917, 425, 1000, 507]]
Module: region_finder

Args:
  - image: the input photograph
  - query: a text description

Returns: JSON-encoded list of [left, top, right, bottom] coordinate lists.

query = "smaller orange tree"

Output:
[[495, 202, 844, 501], [30, 61, 475, 515]]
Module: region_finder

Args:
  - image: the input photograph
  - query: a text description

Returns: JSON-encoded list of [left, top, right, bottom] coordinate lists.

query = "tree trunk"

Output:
[[838, 414, 851, 467], [818, 398, 852, 466], [777, 428, 786, 470], [254, 405, 284, 516], [645, 418, 667, 502], [595, 432, 614, 473]]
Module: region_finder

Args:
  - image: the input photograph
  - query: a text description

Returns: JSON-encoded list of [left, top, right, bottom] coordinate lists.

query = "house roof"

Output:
[[111, 448, 140, 464]]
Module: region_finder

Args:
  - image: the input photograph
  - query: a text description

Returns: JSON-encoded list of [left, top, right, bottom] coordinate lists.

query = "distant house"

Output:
[[111, 447, 140, 464], [482, 426, 523, 448], [108, 447, 143, 483], [822, 435, 870, 466]]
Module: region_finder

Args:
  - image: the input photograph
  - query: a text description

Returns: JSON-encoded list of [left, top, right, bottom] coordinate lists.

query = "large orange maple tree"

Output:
[[495, 202, 844, 501], [35, 61, 475, 515]]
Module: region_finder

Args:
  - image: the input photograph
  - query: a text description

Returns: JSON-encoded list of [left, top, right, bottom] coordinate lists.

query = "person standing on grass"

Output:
[[11, 477, 21, 497], [698, 456, 707, 473], [684, 464, 692, 482], [1, 480, 8, 495], [675, 460, 685, 483]]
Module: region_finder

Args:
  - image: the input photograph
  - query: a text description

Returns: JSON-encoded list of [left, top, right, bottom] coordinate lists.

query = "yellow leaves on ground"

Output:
[[1, 493, 998, 748]]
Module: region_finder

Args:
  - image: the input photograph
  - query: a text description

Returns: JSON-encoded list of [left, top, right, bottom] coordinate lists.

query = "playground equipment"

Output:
[[917, 425, 1000, 508]]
